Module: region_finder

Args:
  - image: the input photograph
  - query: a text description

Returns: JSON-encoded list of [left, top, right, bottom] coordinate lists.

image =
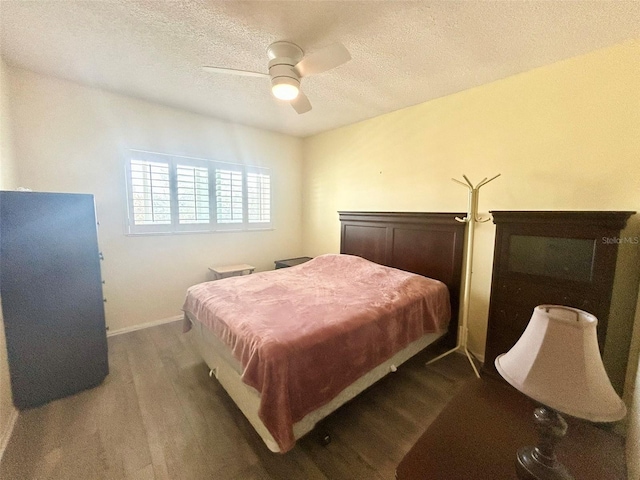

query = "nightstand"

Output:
[[274, 257, 313, 269], [208, 263, 255, 280], [395, 377, 625, 480]]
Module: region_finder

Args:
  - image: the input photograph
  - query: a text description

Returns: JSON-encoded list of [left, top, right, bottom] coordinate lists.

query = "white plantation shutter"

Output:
[[129, 158, 172, 228], [215, 168, 243, 224], [176, 164, 210, 225], [126, 150, 271, 234], [247, 171, 271, 224]]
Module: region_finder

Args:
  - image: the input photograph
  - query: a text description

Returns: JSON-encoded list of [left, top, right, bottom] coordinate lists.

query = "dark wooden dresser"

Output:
[[483, 211, 634, 379]]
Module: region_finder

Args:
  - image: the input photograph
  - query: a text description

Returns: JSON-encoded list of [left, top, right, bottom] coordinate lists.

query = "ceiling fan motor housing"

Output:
[[266, 41, 303, 62], [267, 41, 304, 91], [269, 61, 301, 87]]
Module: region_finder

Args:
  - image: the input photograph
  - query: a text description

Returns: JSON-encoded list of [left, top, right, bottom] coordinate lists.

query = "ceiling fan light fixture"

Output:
[[271, 76, 300, 101], [203, 40, 351, 114]]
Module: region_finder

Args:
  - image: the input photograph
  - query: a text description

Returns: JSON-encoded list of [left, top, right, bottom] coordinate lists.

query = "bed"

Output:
[[183, 211, 465, 453]]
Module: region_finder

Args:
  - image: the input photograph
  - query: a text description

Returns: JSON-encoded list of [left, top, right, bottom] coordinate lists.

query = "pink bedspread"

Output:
[[182, 254, 450, 452]]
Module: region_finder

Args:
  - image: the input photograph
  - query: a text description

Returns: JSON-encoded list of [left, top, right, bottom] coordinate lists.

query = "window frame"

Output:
[[125, 150, 272, 235]]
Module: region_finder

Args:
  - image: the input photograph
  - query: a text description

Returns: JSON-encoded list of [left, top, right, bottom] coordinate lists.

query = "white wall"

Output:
[[0, 55, 19, 459], [0, 58, 17, 189], [7, 66, 304, 332]]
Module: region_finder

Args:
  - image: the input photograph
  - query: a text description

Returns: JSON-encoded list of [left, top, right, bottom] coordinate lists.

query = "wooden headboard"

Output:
[[339, 211, 466, 348]]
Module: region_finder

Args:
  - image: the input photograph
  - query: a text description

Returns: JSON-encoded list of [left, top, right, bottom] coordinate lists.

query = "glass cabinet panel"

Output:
[[508, 235, 596, 282]]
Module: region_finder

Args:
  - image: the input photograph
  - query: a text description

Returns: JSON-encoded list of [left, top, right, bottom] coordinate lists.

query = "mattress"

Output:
[[183, 253, 451, 452]]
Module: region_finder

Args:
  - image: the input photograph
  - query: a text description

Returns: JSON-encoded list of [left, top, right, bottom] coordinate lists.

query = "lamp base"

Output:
[[515, 407, 575, 480], [516, 446, 574, 480]]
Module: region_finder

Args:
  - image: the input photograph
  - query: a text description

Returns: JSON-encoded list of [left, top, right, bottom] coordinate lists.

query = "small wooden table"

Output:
[[396, 377, 625, 480], [208, 263, 255, 280]]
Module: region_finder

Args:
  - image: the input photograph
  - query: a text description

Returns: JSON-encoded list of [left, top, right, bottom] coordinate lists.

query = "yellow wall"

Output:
[[626, 289, 640, 479], [0, 55, 18, 457], [7, 66, 304, 333], [302, 42, 640, 467], [302, 40, 640, 383]]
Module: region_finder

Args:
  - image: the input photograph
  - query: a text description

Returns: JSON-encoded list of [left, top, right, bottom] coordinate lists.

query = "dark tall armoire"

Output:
[[482, 211, 635, 390], [0, 191, 108, 409]]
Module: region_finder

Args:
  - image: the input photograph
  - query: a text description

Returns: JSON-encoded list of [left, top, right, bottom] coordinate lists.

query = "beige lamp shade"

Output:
[[495, 305, 626, 423]]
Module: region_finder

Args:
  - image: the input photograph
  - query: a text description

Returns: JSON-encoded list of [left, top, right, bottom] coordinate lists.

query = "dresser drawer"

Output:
[[492, 279, 600, 313], [487, 302, 534, 336], [484, 302, 537, 374]]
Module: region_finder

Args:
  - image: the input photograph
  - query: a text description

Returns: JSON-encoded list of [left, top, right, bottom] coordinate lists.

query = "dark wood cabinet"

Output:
[[396, 377, 625, 480], [484, 211, 634, 378], [0, 191, 108, 409]]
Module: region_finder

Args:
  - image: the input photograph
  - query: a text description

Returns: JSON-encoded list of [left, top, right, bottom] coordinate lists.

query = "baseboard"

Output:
[[454, 348, 485, 364], [469, 348, 485, 364], [107, 315, 183, 337], [0, 406, 18, 462]]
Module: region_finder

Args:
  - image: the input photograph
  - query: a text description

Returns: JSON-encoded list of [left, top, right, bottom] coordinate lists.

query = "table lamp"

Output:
[[495, 305, 626, 480]]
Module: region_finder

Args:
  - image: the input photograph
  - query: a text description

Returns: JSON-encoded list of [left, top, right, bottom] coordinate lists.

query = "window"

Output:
[[129, 159, 171, 226], [125, 150, 271, 234], [177, 164, 210, 225], [247, 170, 271, 224], [215, 167, 243, 224]]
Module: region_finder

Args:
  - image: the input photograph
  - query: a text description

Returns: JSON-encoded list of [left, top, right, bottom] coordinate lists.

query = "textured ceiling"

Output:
[[1, 1, 639, 138]]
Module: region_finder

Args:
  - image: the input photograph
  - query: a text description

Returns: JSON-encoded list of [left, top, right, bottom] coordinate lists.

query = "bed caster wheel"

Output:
[[320, 433, 331, 446]]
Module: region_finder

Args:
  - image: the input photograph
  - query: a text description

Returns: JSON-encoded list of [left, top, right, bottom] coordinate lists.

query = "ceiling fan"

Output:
[[203, 41, 351, 114]]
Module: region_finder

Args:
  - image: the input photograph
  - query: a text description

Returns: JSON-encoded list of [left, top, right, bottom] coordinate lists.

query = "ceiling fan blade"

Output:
[[294, 43, 351, 77], [291, 92, 312, 114], [202, 66, 268, 78]]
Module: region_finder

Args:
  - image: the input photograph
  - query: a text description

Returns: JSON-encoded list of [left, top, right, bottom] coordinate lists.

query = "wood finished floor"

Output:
[[1, 321, 474, 480]]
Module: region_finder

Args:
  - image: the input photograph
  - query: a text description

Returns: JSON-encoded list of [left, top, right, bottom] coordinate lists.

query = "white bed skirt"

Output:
[[185, 312, 444, 452]]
